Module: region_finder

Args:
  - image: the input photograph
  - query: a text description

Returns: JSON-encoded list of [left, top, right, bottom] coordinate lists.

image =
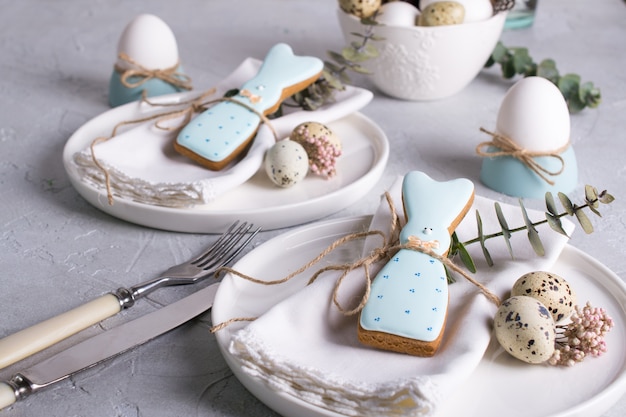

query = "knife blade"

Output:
[[0, 281, 220, 410]]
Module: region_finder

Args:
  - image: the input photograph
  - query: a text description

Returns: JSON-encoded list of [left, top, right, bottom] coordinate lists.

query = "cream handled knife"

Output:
[[0, 221, 258, 370], [0, 281, 221, 410]]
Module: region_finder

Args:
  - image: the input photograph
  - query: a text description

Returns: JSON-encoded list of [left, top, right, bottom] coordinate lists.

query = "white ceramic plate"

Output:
[[63, 111, 388, 233], [212, 216, 626, 417]]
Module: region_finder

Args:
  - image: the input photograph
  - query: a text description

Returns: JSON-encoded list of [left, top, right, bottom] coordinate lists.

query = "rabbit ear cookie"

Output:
[[175, 43, 323, 171], [358, 171, 474, 357]]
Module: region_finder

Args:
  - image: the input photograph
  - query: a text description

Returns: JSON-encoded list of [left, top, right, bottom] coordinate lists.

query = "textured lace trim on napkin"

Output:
[[73, 151, 216, 207], [229, 328, 441, 417]]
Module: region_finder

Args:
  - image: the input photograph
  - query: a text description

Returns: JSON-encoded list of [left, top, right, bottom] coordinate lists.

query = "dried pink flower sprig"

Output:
[[548, 302, 614, 367], [290, 122, 342, 178]]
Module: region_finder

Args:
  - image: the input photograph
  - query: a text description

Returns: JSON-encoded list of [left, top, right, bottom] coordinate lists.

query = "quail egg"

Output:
[[418, 1, 465, 26], [494, 296, 556, 364], [339, 0, 382, 18], [511, 271, 576, 322], [264, 139, 309, 188]]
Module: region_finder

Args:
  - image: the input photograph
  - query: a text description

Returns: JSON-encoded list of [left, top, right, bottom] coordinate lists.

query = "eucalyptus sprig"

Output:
[[449, 185, 615, 275], [485, 41, 602, 113], [288, 14, 382, 111]]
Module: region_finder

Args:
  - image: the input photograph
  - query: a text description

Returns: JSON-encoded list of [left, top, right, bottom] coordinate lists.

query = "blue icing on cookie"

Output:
[[360, 171, 474, 344], [175, 43, 323, 166]]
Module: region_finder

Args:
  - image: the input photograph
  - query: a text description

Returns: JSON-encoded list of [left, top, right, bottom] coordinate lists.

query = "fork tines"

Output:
[[193, 221, 260, 270]]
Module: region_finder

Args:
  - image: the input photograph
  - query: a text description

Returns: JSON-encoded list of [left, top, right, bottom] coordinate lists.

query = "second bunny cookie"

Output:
[[358, 171, 475, 357], [175, 43, 323, 171]]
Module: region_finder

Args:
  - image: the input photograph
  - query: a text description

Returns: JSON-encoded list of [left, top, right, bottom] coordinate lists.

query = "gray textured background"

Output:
[[1, 0, 624, 416]]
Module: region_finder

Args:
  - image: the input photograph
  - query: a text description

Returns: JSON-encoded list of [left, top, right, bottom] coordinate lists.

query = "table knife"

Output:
[[0, 281, 220, 410]]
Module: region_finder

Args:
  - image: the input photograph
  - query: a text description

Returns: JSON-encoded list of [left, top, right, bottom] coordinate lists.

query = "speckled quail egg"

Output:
[[290, 121, 342, 178], [290, 121, 341, 151], [511, 271, 576, 323], [264, 140, 309, 188], [420, 0, 493, 22], [339, 0, 382, 18], [417, 1, 465, 26], [494, 296, 556, 364]]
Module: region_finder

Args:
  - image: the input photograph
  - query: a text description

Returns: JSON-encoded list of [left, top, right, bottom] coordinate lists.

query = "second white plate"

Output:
[[63, 112, 388, 233], [212, 216, 626, 417]]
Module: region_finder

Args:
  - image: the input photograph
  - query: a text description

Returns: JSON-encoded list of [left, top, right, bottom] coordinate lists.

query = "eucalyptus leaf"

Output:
[[457, 240, 477, 273], [327, 76, 346, 90], [582, 83, 602, 108], [567, 94, 586, 114], [328, 50, 350, 66], [322, 70, 346, 90], [485, 42, 601, 113], [536, 59, 559, 83], [501, 60, 516, 79], [349, 64, 371, 74], [512, 49, 533, 74], [585, 185, 602, 216], [520, 199, 545, 256], [445, 267, 456, 284], [558, 192, 575, 215], [585, 185, 600, 208], [558, 73, 582, 98], [491, 41, 508, 63], [324, 61, 343, 73], [342, 46, 369, 63], [545, 192, 559, 216], [546, 212, 569, 236], [574, 208, 594, 234], [349, 31, 367, 39], [363, 43, 379, 58], [588, 204, 602, 217], [360, 16, 379, 25], [495, 202, 514, 259], [303, 97, 321, 111], [599, 192, 615, 204], [223, 88, 239, 98], [476, 210, 494, 267], [449, 233, 460, 257]]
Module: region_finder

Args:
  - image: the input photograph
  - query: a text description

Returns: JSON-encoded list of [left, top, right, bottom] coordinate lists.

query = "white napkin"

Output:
[[72, 58, 373, 208], [228, 176, 575, 417]]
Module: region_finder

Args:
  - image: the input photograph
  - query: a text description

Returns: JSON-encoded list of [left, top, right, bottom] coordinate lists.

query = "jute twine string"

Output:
[[209, 192, 501, 333], [89, 88, 280, 205], [114, 52, 192, 91], [476, 127, 569, 185]]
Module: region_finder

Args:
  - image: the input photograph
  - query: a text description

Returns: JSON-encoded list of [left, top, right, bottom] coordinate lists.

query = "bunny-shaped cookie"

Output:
[[358, 171, 474, 356], [175, 43, 323, 171]]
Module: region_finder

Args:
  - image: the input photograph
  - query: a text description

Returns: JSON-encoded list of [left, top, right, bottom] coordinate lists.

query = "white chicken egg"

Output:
[[377, 1, 420, 26], [494, 296, 556, 364], [511, 271, 576, 322], [265, 140, 309, 188], [480, 75, 577, 198], [496, 76, 570, 153], [419, 0, 493, 22], [116, 14, 179, 71]]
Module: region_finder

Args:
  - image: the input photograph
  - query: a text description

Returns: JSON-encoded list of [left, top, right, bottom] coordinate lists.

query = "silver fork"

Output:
[[0, 221, 260, 370], [116, 221, 260, 306]]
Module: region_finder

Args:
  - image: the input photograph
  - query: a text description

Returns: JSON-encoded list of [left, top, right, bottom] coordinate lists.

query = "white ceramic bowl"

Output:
[[337, 8, 507, 101]]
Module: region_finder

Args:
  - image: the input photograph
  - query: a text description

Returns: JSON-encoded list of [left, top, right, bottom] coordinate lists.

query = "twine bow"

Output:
[[406, 236, 440, 251], [240, 89, 262, 104], [476, 127, 569, 185], [115, 52, 192, 91]]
